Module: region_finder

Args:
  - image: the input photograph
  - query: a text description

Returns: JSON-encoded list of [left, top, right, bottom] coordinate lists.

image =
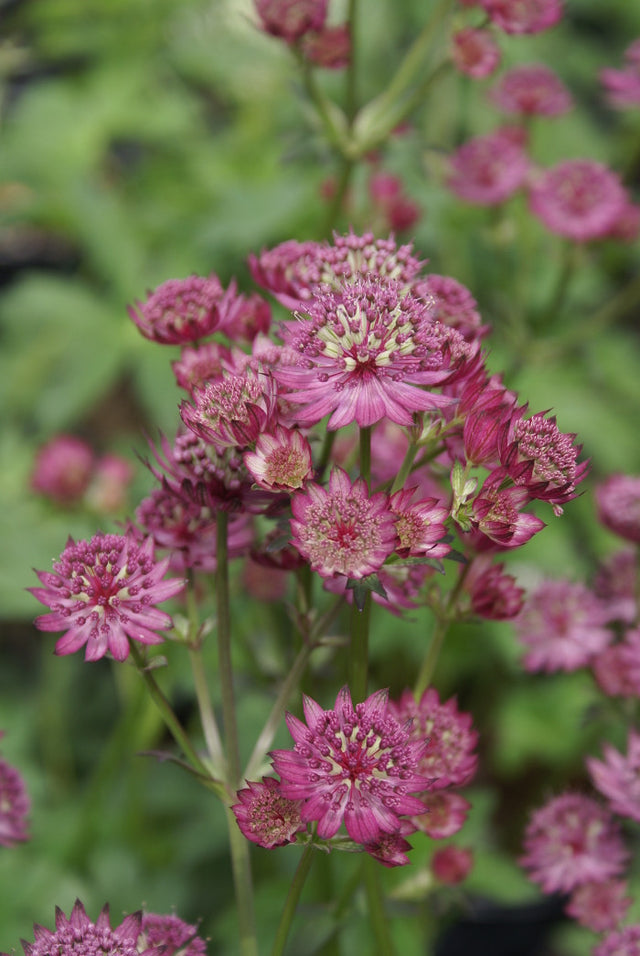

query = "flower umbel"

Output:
[[271, 686, 432, 845], [30, 532, 184, 661], [232, 777, 305, 848]]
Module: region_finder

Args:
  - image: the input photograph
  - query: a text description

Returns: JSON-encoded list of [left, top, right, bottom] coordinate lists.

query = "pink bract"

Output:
[[290, 468, 396, 579], [389, 488, 451, 559], [588, 731, 640, 824], [514, 579, 612, 672], [244, 426, 313, 492], [466, 557, 525, 620], [448, 128, 530, 206], [30, 532, 184, 662], [276, 275, 474, 429], [270, 686, 432, 845], [520, 792, 628, 894], [528, 160, 628, 242]]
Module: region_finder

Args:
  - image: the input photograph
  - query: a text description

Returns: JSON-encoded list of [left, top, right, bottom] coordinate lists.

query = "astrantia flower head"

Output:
[[290, 468, 396, 579], [593, 628, 640, 699], [566, 879, 631, 933], [480, 0, 563, 34], [254, 0, 328, 42], [31, 435, 94, 506], [466, 558, 525, 620], [180, 367, 278, 449], [271, 686, 432, 845], [448, 128, 530, 206], [140, 913, 207, 956], [128, 275, 225, 345], [243, 426, 313, 492], [412, 791, 471, 838], [596, 474, 640, 544], [30, 532, 184, 661], [514, 579, 611, 672], [528, 160, 628, 242], [171, 341, 238, 393], [451, 28, 500, 79], [276, 275, 473, 429], [594, 925, 640, 956], [389, 488, 450, 559], [0, 741, 30, 847], [470, 469, 546, 549], [601, 39, 640, 110], [389, 688, 478, 790], [232, 777, 306, 848], [302, 23, 351, 69], [490, 64, 572, 116], [11, 900, 162, 956], [593, 549, 638, 624], [432, 846, 474, 884], [249, 239, 326, 311], [498, 405, 588, 512], [520, 793, 628, 894], [412, 274, 486, 342], [588, 731, 640, 824]]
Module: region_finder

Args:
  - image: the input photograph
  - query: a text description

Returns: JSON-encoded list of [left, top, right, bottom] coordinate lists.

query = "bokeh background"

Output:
[[1, 0, 640, 952]]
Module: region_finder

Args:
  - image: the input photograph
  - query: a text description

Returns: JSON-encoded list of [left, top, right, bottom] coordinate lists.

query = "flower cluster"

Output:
[[32, 434, 134, 514], [0, 732, 30, 848]]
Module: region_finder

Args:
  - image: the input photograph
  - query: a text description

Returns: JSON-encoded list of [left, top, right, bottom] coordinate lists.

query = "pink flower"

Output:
[[412, 274, 487, 342], [490, 64, 572, 116], [0, 736, 30, 847], [31, 435, 94, 505], [593, 549, 638, 625], [30, 532, 184, 662], [389, 488, 450, 559], [270, 686, 432, 844], [596, 474, 640, 544], [480, 0, 563, 34], [470, 469, 546, 549], [412, 791, 471, 838], [254, 0, 328, 42], [171, 341, 238, 393], [514, 579, 612, 672], [290, 468, 396, 579], [528, 160, 628, 242], [461, 383, 516, 467], [451, 28, 500, 79], [232, 777, 305, 848], [276, 276, 473, 429], [180, 367, 279, 449], [85, 454, 134, 514], [498, 405, 588, 512], [368, 172, 420, 234], [594, 926, 640, 956], [244, 426, 313, 492], [216, 289, 272, 342], [363, 827, 415, 867], [389, 688, 478, 790], [128, 275, 225, 344], [588, 731, 640, 824], [249, 239, 327, 311], [466, 558, 525, 620], [593, 630, 640, 699], [432, 846, 474, 884], [520, 793, 628, 894], [139, 913, 207, 956], [10, 900, 163, 956], [448, 128, 530, 206], [566, 879, 630, 933], [601, 39, 640, 110], [302, 24, 351, 69]]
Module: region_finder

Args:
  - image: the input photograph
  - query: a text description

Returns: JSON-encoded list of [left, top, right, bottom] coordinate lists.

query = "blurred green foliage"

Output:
[[1, 0, 639, 952]]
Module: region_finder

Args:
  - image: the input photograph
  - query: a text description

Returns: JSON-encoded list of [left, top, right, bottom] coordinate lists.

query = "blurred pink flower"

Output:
[[0, 735, 30, 848], [596, 474, 640, 544], [566, 879, 630, 933], [412, 791, 471, 838], [86, 454, 134, 514], [594, 926, 640, 956], [451, 28, 500, 79], [302, 23, 350, 69], [588, 731, 640, 824], [140, 913, 207, 956], [32, 435, 94, 506], [528, 160, 628, 242], [180, 367, 278, 449], [490, 64, 572, 115], [254, 0, 328, 42], [448, 128, 530, 206], [271, 686, 431, 844], [592, 629, 640, 699], [412, 274, 487, 342], [514, 579, 611, 672], [128, 275, 225, 344], [30, 532, 184, 661], [432, 845, 474, 884], [601, 39, 640, 109], [520, 793, 628, 894], [480, 0, 563, 34]]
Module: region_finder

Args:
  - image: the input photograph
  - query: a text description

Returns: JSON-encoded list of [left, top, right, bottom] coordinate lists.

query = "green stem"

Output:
[[226, 806, 259, 956], [364, 856, 397, 956], [535, 241, 580, 333], [359, 425, 371, 485], [323, 157, 355, 236], [244, 641, 316, 780], [377, 0, 453, 109], [414, 562, 470, 696], [128, 641, 211, 779], [189, 646, 225, 775], [317, 428, 337, 478], [390, 442, 419, 494], [270, 846, 315, 956], [345, 0, 359, 122], [349, 592, 371, 702], [216, 511, 241, 789]]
